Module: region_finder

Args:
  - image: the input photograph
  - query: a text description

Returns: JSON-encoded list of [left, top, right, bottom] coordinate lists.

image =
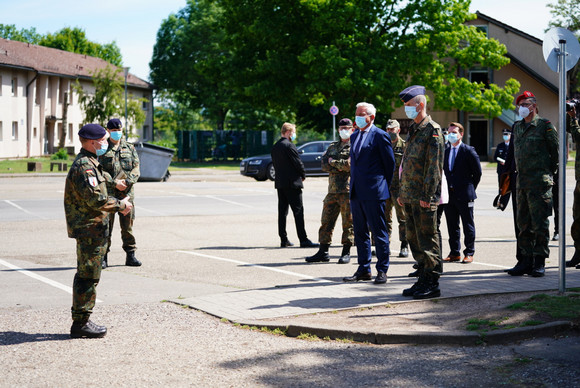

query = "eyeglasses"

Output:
[[518, 102, 534, 108]]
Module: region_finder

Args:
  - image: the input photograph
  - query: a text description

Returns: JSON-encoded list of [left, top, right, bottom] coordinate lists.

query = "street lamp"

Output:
[[123, 67, 129, 140]]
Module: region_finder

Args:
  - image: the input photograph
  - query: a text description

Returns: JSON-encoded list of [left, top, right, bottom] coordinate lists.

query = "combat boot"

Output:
[[101, 253, 108, 269], [305, 244, 330, 263], [566, 251, 580, 267], [507, 256, 532, 276], [403, 267, 425, 296], [530, 256, 545, 277], [70, 319, 107, 339], [399, 241, 409, 258], [337, 244, 351, 264], [125, 251, 142, 267], [408, 264, 422, 277], [413, 272, 441, 300]]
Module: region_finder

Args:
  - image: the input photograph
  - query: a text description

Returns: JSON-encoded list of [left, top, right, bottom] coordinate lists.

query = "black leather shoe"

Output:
[[530, 256, 545, 277], [399, 242, 409, 258], [280, 240, 294, 248], [566, 252, 580, 267], [300, 239, 319, 248], [102, 253, 108, 269], [305, 246, 330, 263], [343, 272, 372, 282], [413, 283, 441, 299], [407, 269, 420, 277], [338, 244, 351, 264], [402, 281, 423, 296], [373, 271, 387, 284], [507, 257, 532, 276], [125, 251, 142, 267], [70, 320, 107, 339]]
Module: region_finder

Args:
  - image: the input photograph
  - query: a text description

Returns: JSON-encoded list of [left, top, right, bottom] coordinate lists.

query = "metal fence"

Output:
[[176, 130, 275, 161]]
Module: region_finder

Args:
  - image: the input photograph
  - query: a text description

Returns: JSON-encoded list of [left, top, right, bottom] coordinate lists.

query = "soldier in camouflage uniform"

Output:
[[65, 124, 133, 338], [565, 103, 580, 269], [306, 118, 354, 264], [100, 119, 141, 268], [509, 91, 558, 277], [384, 119, 409, 258], [397, 85, 444, 300]]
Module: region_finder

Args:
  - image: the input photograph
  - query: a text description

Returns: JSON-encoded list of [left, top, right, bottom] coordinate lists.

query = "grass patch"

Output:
[[169, 160, 240, 171], [0, 156, 74, 173], [297, 332, 321, 341], [507, 292, 580, 320], [466, 317, 509, 332]]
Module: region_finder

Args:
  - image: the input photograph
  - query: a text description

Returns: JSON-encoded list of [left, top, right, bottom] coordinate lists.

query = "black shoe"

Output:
[[125, 251, 142, 267], [530, 256, 545, 277], [576, 264, 580, 269], [408, 269, 420, 277], [338, 244, 351, 264], [413, 283, 441, 299], [402, 281, 423, 296], [305, 244, 330, 263], [566, 251, 580, 267], [70, 320, 107, 339], [343, 271, 372, 282], [300, 239, 319, 248], [280, 240, 294, 248], [102, 253, 108, 269], [399, 241, 409, 258], [507, 257, 532, 276], [373, 271, 387, 284]]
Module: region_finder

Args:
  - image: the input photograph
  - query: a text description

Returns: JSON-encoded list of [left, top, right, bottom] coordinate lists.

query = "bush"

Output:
[[51, 148, 69, 160]]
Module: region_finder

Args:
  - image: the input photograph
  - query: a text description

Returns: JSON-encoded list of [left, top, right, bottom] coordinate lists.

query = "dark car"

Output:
[[240, 141, 333, 181]]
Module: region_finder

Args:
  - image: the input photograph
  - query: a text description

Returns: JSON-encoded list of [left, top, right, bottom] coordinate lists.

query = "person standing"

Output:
[[397, 85, 445, 299], [271, 122, 318, 248], [384, 119, 409, 258], [100, 118, 141, 268], [342, 102, 395, 284], [442, 122, 482, 264], [65, 124, 133, 338], [306, 118, 354, 263], [494, 129, 511, 184], [565, 103, 580, 269], [510, 91, 558, 277]]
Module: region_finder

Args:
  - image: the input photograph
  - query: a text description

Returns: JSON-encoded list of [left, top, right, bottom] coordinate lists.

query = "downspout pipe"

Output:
[[25, 70, 39, 158]]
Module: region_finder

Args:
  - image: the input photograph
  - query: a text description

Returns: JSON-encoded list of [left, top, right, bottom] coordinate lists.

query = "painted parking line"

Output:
[[3, 200, 47, 220], [177, 250, 333, 283], [0, 258, 102, 302]]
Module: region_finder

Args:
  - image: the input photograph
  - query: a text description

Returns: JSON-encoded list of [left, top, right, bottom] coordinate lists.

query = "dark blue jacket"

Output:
[[444, 142, 482, 202]]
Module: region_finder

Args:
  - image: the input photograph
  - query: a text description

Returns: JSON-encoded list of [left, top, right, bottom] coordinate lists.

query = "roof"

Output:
[[0, 37, 153, 90], [474, 11, 543, 45]]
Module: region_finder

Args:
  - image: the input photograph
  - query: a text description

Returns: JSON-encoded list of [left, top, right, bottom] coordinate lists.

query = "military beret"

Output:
[[386, 119, 400, 129], [516, 91, 535, 105], [106, 118, 123, 129], [78, 124, 106, 140], [399, 85, 426, 103], [338, 118, 353, 127]]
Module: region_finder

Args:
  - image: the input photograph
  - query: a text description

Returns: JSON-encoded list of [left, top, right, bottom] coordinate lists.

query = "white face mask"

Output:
[[339, 129, 351, 140], [447, 132, 459, 144], [518, 106, 530, 119]]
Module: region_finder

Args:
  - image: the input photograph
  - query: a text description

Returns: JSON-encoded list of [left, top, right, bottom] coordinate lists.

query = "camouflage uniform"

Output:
[[513, 115, 558, 259], [100, 139, 140, 254], [318, 140, 353, 245], [386, 136, 407, 242], [566, 115, 580, 251], [399, 116, 444, 273], [64, 148, 125, 322]]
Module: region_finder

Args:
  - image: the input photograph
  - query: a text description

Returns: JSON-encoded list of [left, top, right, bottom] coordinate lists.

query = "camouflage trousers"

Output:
[[385, 197, 407, 241], [517, 186, 552, 258], [404, 202, 442, 273], [572, 181, 580, 249], [318, 193, 354, 245], [107, 201, 136, 253], [72, 236, 107, 322]]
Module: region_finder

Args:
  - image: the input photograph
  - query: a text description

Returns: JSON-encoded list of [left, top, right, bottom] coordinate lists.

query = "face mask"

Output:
[[503, 135, 510, 142], [290, 133, 297, 142], [518, 106, 530, 119], [444, 134, 449, 143], [447, 133, 459, 144], [404, 105, 419, 120], [355, 116, 368, 129], [388, 132, 398, 141], [339, 129, 351, 140], [95, 141, 108, 156], [110, 131, 123, 141]]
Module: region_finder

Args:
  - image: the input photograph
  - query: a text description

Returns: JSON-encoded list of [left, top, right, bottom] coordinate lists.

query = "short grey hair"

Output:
[[356, 102, 376, 117]]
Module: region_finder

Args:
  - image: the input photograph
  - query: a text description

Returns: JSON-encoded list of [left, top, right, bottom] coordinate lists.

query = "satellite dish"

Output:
[[543, 27, 580, 73]]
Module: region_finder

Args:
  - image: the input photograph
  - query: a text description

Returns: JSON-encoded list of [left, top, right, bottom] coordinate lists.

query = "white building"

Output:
[[0, 38, 154, 158]]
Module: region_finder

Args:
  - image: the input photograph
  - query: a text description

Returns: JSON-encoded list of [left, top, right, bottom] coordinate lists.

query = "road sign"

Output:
[[329, 105, 339, 116]]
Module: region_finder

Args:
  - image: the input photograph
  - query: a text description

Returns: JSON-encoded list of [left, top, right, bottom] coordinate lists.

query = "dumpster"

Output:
[[134, 142, 175, 182]]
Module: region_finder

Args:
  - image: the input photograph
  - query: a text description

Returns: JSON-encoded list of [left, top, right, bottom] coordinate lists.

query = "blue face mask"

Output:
[[355, 116, 368, 129], [503, 135, 510, 142], [290, 133, 297, 142], [404, 105, 419, 120], [447, 133, 459, 144], [95, 141, 108, 156], [110, 131, 123, 141], [444, 134, 449, 143]]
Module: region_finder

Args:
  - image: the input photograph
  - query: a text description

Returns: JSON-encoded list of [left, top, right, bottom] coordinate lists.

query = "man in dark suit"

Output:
[[271, 122, 318, 248], [494, 129, 511, 183], [442, 122, 482, 264], [343, 102, 395, 284]]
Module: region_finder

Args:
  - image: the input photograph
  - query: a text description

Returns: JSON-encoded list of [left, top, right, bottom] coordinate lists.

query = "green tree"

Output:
[[0, 24, 41, 43]]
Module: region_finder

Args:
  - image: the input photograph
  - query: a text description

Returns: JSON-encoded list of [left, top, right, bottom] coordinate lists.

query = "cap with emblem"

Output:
[[386, 119, 400, 129], [399, 85, 426, 103], [106, 118, 123, 130], [502, 128, 511, 135], [515, 91, 535, 105], [78, 124, 106, 140], [338, 118, 352, 127]]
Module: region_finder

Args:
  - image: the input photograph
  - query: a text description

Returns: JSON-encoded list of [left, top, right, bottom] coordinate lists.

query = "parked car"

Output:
[[240, 141, 333, 181]]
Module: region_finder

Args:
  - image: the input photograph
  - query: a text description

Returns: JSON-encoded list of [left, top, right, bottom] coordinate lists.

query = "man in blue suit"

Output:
[[343, 102, 395, 284], [442, 122, 482, 264]]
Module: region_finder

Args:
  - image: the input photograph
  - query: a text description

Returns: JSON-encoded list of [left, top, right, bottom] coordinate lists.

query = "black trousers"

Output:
[[277, 187, 307, 242], [444, 192, 476, 257]]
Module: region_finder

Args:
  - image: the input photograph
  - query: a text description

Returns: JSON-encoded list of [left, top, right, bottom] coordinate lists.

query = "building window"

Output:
[[12, 121, 18, 140], [469, 68, 490, 89], [68, 123, 73, 141], [475, 25, 488, 37], [33, 127, 37, 138], [142, 95, 149, 110], [69, 85, 74, 104], [11, 77, 18, 97]]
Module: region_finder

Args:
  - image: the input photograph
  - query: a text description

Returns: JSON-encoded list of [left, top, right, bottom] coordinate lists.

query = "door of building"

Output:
[[468, 119, 488, 161]]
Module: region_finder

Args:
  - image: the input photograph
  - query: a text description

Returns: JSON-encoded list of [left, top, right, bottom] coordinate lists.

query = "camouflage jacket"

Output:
[[321, 140, 350, 193], [399, 115, 444, 205], [64, 148, 125, 239], [513, 115, 558, 189], [566, 114, 580, 181], [389, 136, 406, 198], [99, 139, 140, 199]]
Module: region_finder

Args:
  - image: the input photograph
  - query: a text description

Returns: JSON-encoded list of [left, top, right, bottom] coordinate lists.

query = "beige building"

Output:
[[392, 12, 561, 160], [0, 38, 154, 158]]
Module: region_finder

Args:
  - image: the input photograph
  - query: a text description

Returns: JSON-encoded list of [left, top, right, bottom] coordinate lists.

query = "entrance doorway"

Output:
[[468, 119, 488, 161]]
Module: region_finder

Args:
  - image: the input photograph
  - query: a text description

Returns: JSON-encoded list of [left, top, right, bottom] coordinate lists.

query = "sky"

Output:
[[1, 0, 555, 82]]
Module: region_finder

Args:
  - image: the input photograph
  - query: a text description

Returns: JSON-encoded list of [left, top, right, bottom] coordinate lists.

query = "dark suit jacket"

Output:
[[271, 137, 305, 189], [444, 142, 482, 202], [494, 142, 510, 174], [349, 125, 395, 201]]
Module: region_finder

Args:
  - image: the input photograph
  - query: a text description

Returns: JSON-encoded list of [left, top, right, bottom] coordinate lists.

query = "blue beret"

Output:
[[106, 118, 123, 129], [399, 85, 426, 103], [78, 124, 106, 140]]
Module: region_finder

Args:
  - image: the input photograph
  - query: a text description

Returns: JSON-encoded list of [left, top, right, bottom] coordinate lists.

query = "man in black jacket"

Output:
[[271, 122, 318, 248]]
